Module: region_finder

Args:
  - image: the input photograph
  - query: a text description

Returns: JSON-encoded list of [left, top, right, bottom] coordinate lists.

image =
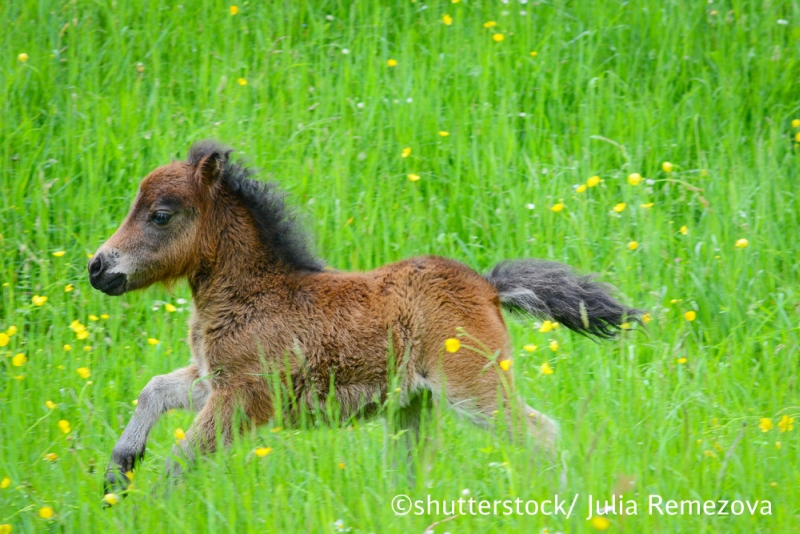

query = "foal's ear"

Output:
[[192, 149, 233, 188]]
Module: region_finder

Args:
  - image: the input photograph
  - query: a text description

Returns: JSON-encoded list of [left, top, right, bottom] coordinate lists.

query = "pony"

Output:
[[89, 140, 639, 495]]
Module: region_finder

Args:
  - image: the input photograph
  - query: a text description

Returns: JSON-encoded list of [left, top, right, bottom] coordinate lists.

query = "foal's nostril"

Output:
[[89, 255, 105, 278]]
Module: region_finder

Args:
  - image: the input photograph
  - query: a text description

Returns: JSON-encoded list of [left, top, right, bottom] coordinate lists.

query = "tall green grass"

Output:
[[1, 1, 798, 532]]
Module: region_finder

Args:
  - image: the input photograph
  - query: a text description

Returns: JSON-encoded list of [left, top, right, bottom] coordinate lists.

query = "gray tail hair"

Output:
[[485, 259, 642, 340]]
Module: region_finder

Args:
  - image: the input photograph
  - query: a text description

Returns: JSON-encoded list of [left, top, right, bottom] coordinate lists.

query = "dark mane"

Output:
[[187, 140, 324, 272]]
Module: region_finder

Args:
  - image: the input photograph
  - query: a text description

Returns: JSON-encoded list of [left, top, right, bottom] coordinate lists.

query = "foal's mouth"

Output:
[[90, 272, 127, 296]]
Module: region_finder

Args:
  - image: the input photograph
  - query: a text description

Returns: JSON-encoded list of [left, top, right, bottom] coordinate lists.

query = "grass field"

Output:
[[2, 0, 799, 532]]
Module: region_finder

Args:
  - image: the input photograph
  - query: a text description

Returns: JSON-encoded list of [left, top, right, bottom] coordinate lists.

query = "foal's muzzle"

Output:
[[88, 253, 127, 296]]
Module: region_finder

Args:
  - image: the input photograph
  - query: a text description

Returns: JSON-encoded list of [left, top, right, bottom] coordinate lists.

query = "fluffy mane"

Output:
[[187, 140, 324, 273]]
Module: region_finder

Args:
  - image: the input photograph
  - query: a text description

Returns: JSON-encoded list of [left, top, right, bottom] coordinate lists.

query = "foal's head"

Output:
[[89, 140, 321, 295]]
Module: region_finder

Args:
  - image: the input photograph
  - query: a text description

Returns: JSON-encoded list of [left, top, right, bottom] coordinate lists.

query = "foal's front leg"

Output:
[[105, 365, 211, 494]]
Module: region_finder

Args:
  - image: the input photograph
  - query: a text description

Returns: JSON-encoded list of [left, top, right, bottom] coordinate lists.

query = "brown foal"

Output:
[[89, 140, 639, 496]]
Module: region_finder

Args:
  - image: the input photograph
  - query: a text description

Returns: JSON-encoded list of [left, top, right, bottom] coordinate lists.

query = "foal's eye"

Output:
[[152, 211, 172, 226]]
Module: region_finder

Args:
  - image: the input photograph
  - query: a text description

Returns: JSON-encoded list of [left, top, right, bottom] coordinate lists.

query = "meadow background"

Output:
[[2, 0, 799, 532]]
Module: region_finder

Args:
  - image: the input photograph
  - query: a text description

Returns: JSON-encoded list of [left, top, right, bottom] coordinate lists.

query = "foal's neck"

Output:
[[188, 205, 293, 309]]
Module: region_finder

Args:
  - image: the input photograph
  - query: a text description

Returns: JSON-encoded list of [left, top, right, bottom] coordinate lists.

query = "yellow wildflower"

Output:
[[6, 326, 16, 336], [1, 477, 10, 489], [795, 132, 800, 142], [132, 399, 138, 405], [539, 320, 554, 333], [89, 314, 99, 321], [483, 21, 497, 28], [778, 415, 794, 433], [77, 367, 91, 379], [662, 161, 674, 173], [255, 447, 273, 457], [759, 418, 773, 432], [52, 251, 65, 257], [76, 330, 89, 340], [587, 175, 601, 187], [776, 441, 782, 449], [401, 147, 411, 158], [612, 203, 626, 213], [237, 78, 247, 86], [549, 340, 559, 352], [540, 362, 554, 375], [174, 428, 186, 441], [575, 184, 587, 193], [103, 493, 119, 506], [407, 174, 421, 182], [44, 453, 58, 462], [0, 525, 8, 534], [620, 322, 631, 330], [684, 311, 696, 321], [165, 303, 177, 312], [64, 284, 74, 292], [530, 51, 538, 57], [492, 33, 505, 42], [39, 506, 54, 519], [627, 173, 642, 186], [445, 338, 461, 353], [18, 53, 29, 62], [229, 5, 239, 15], [735, 238, 749, 248], [442, 14, 453, 25], [628, 241, 638, 251], [101, 314, 109, 319], [338, 462, 345, 469], [640, 202, 654, 209], [58, 420, 71, 434], [46, 400, 57, 410], [590, 516, 610, 530], [792, 119, 800, 128], [83, 345, 91, 352], [499, 359, 513, 371], [680, 225, 688, 235], [438, 131, 450, 137], [677, 357, 687, 364], [147, 338, 159, 345], [642, 313, 652, 324], [11, 353, 26, 367], [63, 344, 72, 351], [70, 320, 85, 332], [550, 203, 564, 212], [387, 59, 398, 67], [32, 295, 48, 306], [0, 333, 8, 347], [523, 344, 537, 352]]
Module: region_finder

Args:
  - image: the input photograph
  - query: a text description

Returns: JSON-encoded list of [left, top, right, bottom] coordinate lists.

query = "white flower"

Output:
[[356, 102, 365, 108], [518, 112, 526, 117], [326, 15, 334, 21], [526, 203, 535, 210], [406, 97, 413, 103], [341, 48, 349, 54], [461, 488, 470, 496], [777, 19, 789, 25], [176, 298, 187, 305]]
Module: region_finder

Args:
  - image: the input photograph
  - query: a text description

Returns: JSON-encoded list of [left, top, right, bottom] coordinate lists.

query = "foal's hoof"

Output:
[[103, 469, 131, 504]]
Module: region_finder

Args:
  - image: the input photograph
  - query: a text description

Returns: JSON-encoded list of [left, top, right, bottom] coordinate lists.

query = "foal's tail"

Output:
[[485, 259, 642, 340]]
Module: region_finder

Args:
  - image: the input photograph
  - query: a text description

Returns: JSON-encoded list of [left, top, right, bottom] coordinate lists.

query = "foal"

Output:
[[89, 140, 639, 495]]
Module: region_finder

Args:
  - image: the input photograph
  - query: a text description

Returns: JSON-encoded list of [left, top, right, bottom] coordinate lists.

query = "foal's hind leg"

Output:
[[105, 365, 211, 495]]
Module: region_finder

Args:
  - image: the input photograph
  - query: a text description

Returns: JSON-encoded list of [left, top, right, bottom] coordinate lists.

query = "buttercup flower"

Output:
[[18, 53, 29, 62], [63, 344, 72, 351], [778, 415, 794, 433], [237, 78, 247, 86], [662, 161, 674, 172], [46, 400, 57, 410], [255, 446, 273, 457], [627, 173, 642, 186], [11, 353, 26, 367], [1, 477, 10, 489], [550, 203, 564, 212], [6, 326, 16, 336], [792, 119, 800, 128], [64, 284, 74, 292], [147, 338, 159, 345], [735, 238, 748, 248], [612, 203, 626, 213], [174, 428, 186, 441], [52, 251, 65, 257], [492, 33, 505, 42], [640, 202, 654, 209], [575, 184, 587, 193], [628, 241, 638, 250], [0, 333, 8, 347], [401, 147, 411, 158], [680, 225, 688, 235], [77, 367, 91, 379], [483, 21, 497, 28], [338, 462, 346, 469], [587, 176, 601, 187], [104, 493, 119, 506], [442, 14, 453, 25], [684, 311, 696, 321], [230, 5, 238, 15], [438, 131, 450, 137], [58, 420, 71, 434], [759, 418, 773, 432], [445, 338, 461, 353], [39, 506, 54, 519], [590, 516, 610, 530], [530, 51, 538, 57], [549, 340, 559, 352], [387, 59, 398, 67], [523, 344, 537, 352], [407, 174, 421, 182], [499, 359, 512, 371], [677, 357, 687, 364], [44, 453, 58, 462], [165, 303, 177, 312], [540, 362, 554, 375], [32, 295, 48, 306]]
